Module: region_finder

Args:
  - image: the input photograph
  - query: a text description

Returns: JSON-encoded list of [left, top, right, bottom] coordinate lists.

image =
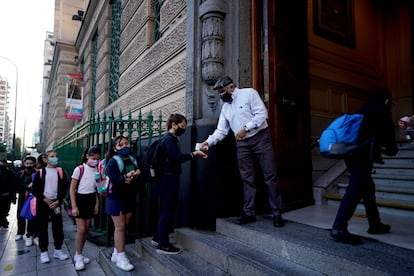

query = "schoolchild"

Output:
[[15, 156, 37, 245], [70, 146, 100, 270], [32, 150, 69, 263], [154, 114, 207, 255], [105, 136, 141, 272]]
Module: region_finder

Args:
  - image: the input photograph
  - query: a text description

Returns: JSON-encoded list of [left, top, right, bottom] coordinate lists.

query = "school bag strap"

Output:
[[39, 167, 64, 179], [112, 154, 138, 173]]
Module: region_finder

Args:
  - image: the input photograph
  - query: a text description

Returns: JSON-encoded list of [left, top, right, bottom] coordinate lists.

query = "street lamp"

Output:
[[0, 56, 18, 161]]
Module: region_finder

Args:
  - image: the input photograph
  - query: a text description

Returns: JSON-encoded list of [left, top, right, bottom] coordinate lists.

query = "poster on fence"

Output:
[[65, 73, 83, 120]]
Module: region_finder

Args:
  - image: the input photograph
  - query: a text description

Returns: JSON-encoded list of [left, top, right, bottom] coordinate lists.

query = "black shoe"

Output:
[[330, 229, 363, 245], [273, 215, 285, 227], [237, 215, 256, 225], [156, 244, 182, 255], [368, 223, 391, 234]]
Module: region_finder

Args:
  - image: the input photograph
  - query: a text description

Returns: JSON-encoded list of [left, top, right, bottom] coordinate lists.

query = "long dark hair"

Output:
[[166, 114, 187, 130]]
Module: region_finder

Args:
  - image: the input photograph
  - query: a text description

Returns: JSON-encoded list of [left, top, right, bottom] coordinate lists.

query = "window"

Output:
[[109, 0, 122, 104], [154, 0, 163, 42]]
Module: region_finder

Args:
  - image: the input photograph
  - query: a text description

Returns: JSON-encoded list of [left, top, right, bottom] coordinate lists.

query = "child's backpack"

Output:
[[319, 114, 365, 159], [141, 136, 167, 183], [98, 155, 138, 195], [39, 167, 64, 180]]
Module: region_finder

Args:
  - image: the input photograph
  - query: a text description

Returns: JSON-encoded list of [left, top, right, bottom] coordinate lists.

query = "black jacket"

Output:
[[356, 103, 398, 163], [32, 167, 68, 203]]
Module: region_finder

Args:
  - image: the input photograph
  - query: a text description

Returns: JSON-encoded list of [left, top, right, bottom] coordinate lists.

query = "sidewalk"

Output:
[[0, 202, 106, 276]]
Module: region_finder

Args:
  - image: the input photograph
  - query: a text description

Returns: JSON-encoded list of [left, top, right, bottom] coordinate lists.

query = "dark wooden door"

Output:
[[253, 0, 314, 210]]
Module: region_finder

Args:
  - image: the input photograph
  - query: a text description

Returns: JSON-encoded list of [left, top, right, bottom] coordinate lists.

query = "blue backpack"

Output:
[[319, 114, 365, 159]]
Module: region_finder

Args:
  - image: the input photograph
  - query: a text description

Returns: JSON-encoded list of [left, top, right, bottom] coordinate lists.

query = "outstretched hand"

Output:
[[193, 150, 208, 159]]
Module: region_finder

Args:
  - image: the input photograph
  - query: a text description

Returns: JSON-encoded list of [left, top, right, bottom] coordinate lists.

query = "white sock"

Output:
[[113, 248, 118, 255], [117, 252, 126, 260]]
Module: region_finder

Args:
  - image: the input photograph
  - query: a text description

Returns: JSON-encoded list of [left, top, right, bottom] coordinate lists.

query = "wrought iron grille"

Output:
[[109, 0, 122, 104]]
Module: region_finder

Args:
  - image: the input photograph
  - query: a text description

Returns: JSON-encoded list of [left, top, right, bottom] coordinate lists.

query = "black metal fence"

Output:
[[54, 110, 163, 245]]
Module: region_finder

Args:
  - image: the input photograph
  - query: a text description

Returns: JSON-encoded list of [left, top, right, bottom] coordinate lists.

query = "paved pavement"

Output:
[[0, 201, 106, 276]]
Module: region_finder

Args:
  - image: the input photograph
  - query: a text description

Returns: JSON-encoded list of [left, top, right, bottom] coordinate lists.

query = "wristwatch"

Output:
[[244, 126, 249, 132]]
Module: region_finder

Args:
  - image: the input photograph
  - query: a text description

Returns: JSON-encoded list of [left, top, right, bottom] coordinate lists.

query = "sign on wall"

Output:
[[65, 73, 83, 120]]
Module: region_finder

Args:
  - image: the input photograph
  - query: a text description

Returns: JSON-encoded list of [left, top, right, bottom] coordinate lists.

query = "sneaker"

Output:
[[53, 249, 69, 260], [33, 237, 39, 246], [83, 256, 91, 264], [111, 252, 118, 263], [75, 256, 85, 271], [116, 258, 134, 271], [15, 234, 23, 241], [74, 254, 90, 264], [368, 223, 391, 234], [156, 244, 182, 255], [151, 238, 159, 247], [40, 252, 50, 263], [25, 236, 33, 246]]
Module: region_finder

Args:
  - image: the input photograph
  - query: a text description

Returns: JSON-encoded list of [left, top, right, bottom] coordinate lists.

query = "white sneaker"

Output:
[[75, 257, 85, 271], [40, 252, 50, 263], [15, 234, 23, 241], [116, 258, 134, 271], [25, 236, 33, 246], [53, 249, 69, 260], [33, 237, 39, 246], [74, 254, 90, 264], [111, 252, 118, 263]]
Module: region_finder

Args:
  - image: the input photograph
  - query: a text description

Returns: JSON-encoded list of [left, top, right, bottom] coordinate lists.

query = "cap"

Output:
[[213, 76, 234, 90]]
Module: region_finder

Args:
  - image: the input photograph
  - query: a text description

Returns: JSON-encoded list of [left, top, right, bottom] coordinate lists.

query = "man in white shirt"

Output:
[[199, 76, 284, 227]]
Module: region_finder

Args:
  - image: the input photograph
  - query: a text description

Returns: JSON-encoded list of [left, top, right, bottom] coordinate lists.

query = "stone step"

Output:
[[376, 158, 414, 168], [338, 182, 414, 197], [215, 217, 391, 275], [372, 168, 414, 177], [98, 244, 161, 276], [136, 237, 224, 275], [174, 227, 322, 275]]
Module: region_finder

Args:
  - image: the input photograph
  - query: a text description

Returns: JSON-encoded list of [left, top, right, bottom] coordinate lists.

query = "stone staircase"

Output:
[[97, 216, 414, 275], [325, 143, 414, 217]]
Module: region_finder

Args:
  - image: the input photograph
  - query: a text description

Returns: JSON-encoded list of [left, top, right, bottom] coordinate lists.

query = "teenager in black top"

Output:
[[155, 114, 207, 255]]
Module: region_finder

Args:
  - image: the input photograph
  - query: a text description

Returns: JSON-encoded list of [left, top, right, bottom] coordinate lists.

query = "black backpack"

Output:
[[141, 135, 167, 183]]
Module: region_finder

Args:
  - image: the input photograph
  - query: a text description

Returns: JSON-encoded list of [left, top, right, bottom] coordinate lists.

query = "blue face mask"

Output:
[[49, 157, 59, 166], [117, 147, 130, 156]]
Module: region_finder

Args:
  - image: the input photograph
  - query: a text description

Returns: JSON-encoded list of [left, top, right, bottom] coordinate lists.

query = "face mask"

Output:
[[175, 127, 186, 136], [87, 159, 99, 167], [49, 157, 59, 166], [117, 147, 130, 156], [219, 92, 233, 103], [25, 165, 34, 170]]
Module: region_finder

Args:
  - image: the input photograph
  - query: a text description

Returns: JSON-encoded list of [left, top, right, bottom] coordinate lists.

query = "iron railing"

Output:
[[55, 110, 163, 245]]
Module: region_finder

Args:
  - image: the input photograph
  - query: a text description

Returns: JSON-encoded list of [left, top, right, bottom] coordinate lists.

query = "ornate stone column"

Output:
[[199, 0, 227, 112]]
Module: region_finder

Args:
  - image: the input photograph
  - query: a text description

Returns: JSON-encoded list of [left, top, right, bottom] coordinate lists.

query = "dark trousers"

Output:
[[333, 156, 381, 231], [37, 200, 64, 252], [157, 174, 179, 248], [236, 128, 282, 216], [16, 192, 36, 236], [0, 195, 11, 226]]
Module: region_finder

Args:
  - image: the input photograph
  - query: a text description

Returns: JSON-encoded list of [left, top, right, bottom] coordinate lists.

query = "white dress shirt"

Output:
[[206, 87, 268, 146]]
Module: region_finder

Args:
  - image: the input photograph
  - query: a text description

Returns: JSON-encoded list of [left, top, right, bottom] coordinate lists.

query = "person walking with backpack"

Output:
[[330, 89, 398, 245], [105, 135, 141, 272], [154, 114, 208, 255], [15, 156, 37, 245], [69, 146, 101, 271], [32, 150, 70, 263]]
